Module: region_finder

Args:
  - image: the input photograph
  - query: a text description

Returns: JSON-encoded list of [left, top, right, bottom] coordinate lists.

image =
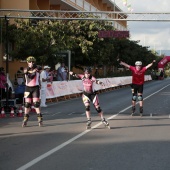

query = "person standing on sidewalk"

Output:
[[119, 60, 155, 116], [57, 62, 68, 81], [40, 65, 51, 107]]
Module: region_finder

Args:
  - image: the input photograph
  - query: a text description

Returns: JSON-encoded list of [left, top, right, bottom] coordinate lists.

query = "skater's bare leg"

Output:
[[138, 93, 143, 107], [85, 103, 91, 119], [22, 99, 31, 127], [138, 93, 143, 116], [131, 93, 137, 116], [86, 110, 91, 120], [98, 111, 104, 119], [132, 100, 136, 107], [33, 99, 43, 126], [95, 105, 109, 128], [85, 104, 92, 129]]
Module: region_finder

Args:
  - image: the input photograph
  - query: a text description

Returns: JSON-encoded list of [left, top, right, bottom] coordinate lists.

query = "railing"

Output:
[[1, 10, 169, 21], [61, 0, 126, 30]]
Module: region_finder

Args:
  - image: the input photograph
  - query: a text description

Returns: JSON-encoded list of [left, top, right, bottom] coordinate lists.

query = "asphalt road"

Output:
[[1, 78, 170, 170]]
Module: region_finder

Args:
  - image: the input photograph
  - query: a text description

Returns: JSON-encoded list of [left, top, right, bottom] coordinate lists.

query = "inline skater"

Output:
[[119, 60, 155, 116], [22, 56, 43, 127], [69, 67, 110, 129]]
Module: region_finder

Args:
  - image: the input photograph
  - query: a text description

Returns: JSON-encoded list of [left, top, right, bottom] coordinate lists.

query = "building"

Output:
[[0, 0, 127, 80]]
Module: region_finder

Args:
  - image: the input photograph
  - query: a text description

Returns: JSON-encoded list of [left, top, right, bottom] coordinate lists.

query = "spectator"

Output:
[[16, 67, 25, 85], [156, 70, 160, 80], [40, 65, 52, 107], [57, 62, 68, 81], [159, 70, 164, 80], [95, 68, 99, 77], [52, 70, 57, 81]]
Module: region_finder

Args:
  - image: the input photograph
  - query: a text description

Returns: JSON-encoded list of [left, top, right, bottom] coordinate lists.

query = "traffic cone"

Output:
[[10, 107, 15, 118], [0, 107, 6, 118], [18, 106, 23, 117]]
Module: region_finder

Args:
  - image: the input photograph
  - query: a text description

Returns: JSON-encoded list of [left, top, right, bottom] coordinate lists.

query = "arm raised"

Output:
[[120, 61, 130, 68], [146, 60, 156, 69]]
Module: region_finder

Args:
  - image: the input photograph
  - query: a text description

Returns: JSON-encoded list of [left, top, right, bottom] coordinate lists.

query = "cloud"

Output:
[[119, 0, 170, 50]]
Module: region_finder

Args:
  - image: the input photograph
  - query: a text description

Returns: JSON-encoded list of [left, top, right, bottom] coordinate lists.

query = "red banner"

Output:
[[98, 30, 129, 38]]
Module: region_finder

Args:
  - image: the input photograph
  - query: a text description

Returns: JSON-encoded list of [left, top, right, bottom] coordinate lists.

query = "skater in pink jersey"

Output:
[[22, 56, 43, 127], [69, 67, 110, 129], [120, 60, 155, 116]]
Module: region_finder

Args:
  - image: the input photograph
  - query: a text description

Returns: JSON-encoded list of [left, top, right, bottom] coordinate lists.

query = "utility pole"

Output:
[[5, 15, 9, 112]]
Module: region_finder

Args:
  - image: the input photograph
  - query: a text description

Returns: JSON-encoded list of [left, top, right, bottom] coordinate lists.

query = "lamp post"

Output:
[[114, 0, 116, 27], [5, 15, 9, 112]]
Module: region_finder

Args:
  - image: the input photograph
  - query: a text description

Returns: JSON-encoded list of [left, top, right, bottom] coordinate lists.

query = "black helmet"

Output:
[[84, 67, 92, 73]]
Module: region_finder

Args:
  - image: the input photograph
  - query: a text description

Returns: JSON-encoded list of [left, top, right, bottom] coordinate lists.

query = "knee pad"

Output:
[[23, 114, 29, 121], [96, 107, 102, 113], [24, 114, 29, 118], [24, 102, 31, 108], [138, 95, 143, 101], [37, 113, 43, 118], [85, 105, 90, 111], [33, 101, 40, 108], [132, 94, 137, 101]]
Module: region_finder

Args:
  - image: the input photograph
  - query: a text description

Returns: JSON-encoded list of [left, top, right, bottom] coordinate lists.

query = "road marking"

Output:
[[81, 112, 85, 116], [43, 112, 61, 116], [51, 112, 61, 116], [68, 112, 75, 115], [17, 84, 170, 170]]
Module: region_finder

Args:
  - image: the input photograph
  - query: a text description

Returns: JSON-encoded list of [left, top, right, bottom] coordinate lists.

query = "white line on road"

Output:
[[16, 84, 170, 170], [68, 112, 75, 115], [51, 112, 61, 116]]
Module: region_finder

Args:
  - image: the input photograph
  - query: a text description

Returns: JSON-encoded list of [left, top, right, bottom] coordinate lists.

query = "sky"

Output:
[[113, 0, 170, 55]]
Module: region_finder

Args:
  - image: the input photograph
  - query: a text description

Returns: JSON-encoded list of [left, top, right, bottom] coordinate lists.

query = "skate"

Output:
[[37, 114, 43, 127], [86, 119, 92, 129], [22, 114, 29, 127], [131, 106, 136, 116], [102, 118, 110, 129], [140, 107, 143, 117]]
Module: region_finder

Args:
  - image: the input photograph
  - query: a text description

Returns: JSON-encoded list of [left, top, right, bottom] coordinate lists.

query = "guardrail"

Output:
[[46, 75, 152, 102]]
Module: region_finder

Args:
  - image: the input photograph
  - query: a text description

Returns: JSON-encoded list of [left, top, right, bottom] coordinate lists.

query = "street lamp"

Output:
[[4, 15, 10, 112]]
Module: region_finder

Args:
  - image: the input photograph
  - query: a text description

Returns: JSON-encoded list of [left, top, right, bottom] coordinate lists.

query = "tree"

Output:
[[0, 16, 157, 71]]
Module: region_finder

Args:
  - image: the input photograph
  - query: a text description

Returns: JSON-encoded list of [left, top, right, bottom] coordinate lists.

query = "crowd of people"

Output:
[[0, 55, 157, 128]]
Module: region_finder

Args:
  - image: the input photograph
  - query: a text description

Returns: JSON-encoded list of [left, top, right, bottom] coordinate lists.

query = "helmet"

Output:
[[135, 61, 142, 66], [26, 56, 36, 63], [84, 67, 92, 73]]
